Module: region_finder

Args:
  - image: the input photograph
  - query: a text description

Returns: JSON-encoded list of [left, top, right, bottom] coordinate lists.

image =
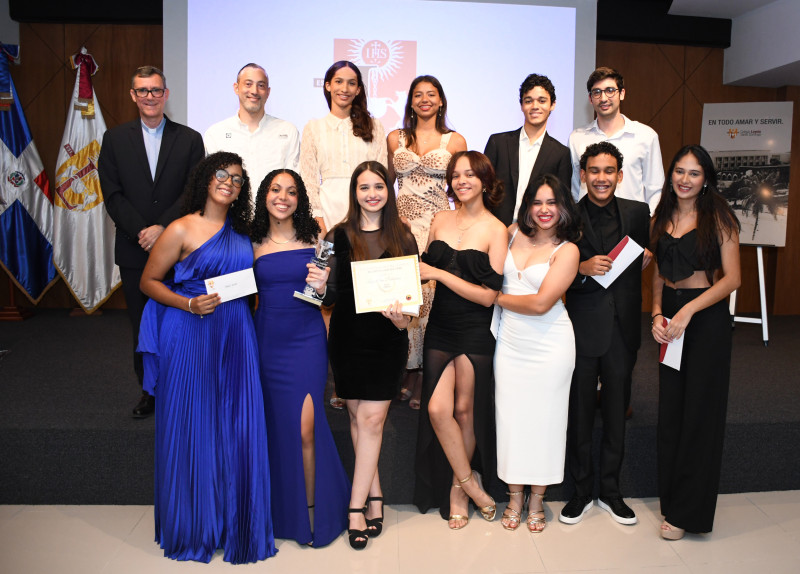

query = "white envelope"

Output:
[[659, 316, 684, 370], [592, 235, 644, 289], [204, 268, 257, 303]]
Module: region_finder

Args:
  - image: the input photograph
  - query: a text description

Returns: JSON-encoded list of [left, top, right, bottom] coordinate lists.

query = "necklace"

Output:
[[455, 209, 484, 246], [267, 233, 295, 245]]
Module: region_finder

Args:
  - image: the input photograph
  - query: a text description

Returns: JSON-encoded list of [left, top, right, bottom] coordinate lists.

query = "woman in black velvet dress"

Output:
[[324, 161, 417, 549], [413, 151, 508, 529]]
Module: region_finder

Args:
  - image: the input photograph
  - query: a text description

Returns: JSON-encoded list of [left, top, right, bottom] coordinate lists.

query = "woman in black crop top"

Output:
[[412, 151, 508, 529], [650, 145, 740, 540]]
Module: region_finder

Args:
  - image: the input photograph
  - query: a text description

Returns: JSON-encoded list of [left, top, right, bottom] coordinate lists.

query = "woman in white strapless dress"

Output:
[[493, 174, 581, 533], [387, 75, 467, 408]]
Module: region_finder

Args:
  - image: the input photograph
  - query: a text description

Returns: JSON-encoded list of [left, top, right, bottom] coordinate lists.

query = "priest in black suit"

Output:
[[560, 141, 651, 527], [484, 74, 572, 226], [99, 66, 204, 418]]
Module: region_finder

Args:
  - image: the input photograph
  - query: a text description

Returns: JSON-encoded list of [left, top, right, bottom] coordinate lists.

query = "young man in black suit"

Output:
[[99, 66, 204, 418], [484, 73, 572, 226], [560, 141, 651, 526]]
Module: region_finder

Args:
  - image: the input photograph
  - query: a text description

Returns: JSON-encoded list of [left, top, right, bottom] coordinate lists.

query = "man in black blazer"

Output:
[[99, 66, 204, 418], [561, 142, 650, 526], [485, 74, 572, 226]]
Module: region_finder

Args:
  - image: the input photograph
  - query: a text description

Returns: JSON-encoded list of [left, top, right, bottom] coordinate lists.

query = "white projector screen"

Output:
[[166, 0, 597, 153]]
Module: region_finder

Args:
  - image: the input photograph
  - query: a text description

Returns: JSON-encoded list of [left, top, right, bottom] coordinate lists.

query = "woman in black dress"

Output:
[[324, 161, 418, 549], [413, 151, 508, 529], [650, 145, 740, 540]]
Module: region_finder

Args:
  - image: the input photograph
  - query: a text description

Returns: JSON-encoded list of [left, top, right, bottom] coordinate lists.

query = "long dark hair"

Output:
[[445, 150, 504, 209], [338, 161, 407, 262], [401, 75, 452, 150], [323, 61, 375, 142], [250, 169, 320, 245], [651, 144, 740, 284], [517, 174, 582, 243], [183, 151, 251, 235]]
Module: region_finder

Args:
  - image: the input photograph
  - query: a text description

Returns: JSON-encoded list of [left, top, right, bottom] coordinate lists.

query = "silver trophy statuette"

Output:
[[293, 239, 334, 306]]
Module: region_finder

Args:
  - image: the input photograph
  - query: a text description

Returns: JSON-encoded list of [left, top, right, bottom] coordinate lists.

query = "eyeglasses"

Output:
[[133, 88, 166, 98], [590, 87, 619, 99], [215, 169, 244, 188]]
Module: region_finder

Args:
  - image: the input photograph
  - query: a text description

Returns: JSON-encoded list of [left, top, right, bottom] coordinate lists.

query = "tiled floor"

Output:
[[1, 491, 799, 573]]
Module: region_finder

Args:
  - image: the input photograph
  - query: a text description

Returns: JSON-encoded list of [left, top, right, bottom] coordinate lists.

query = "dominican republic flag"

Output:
[[0, 43, 57, 304], [53, 48, 119, 312]]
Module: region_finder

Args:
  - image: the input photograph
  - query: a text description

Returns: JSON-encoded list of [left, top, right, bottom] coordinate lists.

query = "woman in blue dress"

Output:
[[138, 151, 275, 564], [251, 169, 350, 547]]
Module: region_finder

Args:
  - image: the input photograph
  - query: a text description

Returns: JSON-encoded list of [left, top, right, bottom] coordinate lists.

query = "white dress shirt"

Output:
[[568, 114, 664, 213], [204, 112, 300, 190], [515, 129, 544, 221]]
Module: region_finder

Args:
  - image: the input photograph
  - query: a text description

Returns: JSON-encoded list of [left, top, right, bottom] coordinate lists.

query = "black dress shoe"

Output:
[[559, 495, 593, 524], [598, 496, 637, 525], [132, 392, 155, 418]]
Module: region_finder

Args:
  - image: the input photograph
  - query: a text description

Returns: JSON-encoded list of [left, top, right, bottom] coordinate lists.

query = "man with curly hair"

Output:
[[99, 65, 204, 418]]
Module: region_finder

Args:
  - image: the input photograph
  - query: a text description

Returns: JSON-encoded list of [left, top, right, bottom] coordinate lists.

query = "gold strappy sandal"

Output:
[[527, 492, 546, 533], [501, 490, 525, 531], [458, 471, 497, 522]]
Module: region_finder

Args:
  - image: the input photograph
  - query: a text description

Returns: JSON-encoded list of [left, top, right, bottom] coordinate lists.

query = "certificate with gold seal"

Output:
[[351, 255, 422, 314]]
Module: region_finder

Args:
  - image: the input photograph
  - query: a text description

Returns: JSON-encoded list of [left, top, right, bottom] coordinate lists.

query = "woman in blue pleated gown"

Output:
[[251, 169, 350, 547], [138, 152, 276, 564]]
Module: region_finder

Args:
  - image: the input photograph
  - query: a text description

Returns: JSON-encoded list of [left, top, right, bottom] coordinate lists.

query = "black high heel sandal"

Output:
[[347, 507, 369, 550], [365, 496, 385, 537]]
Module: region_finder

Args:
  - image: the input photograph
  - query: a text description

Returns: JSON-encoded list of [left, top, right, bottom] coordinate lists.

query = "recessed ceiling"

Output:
[[668, 0, 776, 19]]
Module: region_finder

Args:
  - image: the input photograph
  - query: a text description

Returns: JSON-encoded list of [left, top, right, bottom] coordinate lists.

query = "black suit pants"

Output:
[[120, 266, 147, 388], [567, 318, 636, 498]]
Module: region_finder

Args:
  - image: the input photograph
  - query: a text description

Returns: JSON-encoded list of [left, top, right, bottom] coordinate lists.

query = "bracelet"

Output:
[[650, 312, 663, 326], [188, 298, 196, 314]]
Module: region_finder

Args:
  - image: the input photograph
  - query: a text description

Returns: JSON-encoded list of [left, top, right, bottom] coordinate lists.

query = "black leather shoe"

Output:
[[559, 495, 593, 524], [132, 392, 155, 418], [598, 496, 637, 525]]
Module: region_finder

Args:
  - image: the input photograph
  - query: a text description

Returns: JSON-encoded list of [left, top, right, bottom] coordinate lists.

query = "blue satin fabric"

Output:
[[254, 249, 349, 547], [138, 219, 276, 564]]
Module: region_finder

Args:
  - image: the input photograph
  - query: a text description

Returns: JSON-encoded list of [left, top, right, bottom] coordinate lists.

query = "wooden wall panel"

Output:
[[1, 23, 162, 311], [597, 40, 798, 315]]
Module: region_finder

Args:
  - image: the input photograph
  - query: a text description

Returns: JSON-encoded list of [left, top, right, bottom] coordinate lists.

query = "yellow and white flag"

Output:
[[53, 47, 120, 312]]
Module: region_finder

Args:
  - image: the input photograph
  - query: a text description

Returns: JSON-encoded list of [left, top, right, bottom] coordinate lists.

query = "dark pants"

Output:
[[567, 319, 637, 499], [120, 266, 147, 388], [658, 287, 731, 533]]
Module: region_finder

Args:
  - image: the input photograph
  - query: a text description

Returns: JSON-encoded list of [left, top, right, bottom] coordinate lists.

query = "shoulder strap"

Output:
[[440, 132, 452, 148], [398, 130, 407, 148], [509, 228, 518, 249], [547, 241, 567, 263]]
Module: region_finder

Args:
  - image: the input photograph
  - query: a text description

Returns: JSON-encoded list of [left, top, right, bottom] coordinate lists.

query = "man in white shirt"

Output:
[[204, 63, 300, 191], [568, 67, 664, 214]]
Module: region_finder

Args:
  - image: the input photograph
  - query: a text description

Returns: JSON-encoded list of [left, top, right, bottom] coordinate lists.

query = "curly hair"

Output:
[[323, 61, 375, 142], [445, 150, 504, 209], [401, 75, 452, 150], [651, 145, 740, 284], [250, 169, 320, 245], [579, 141, 624, 171], [182, 151, 252, 235], [517, 174, 582, 243]]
